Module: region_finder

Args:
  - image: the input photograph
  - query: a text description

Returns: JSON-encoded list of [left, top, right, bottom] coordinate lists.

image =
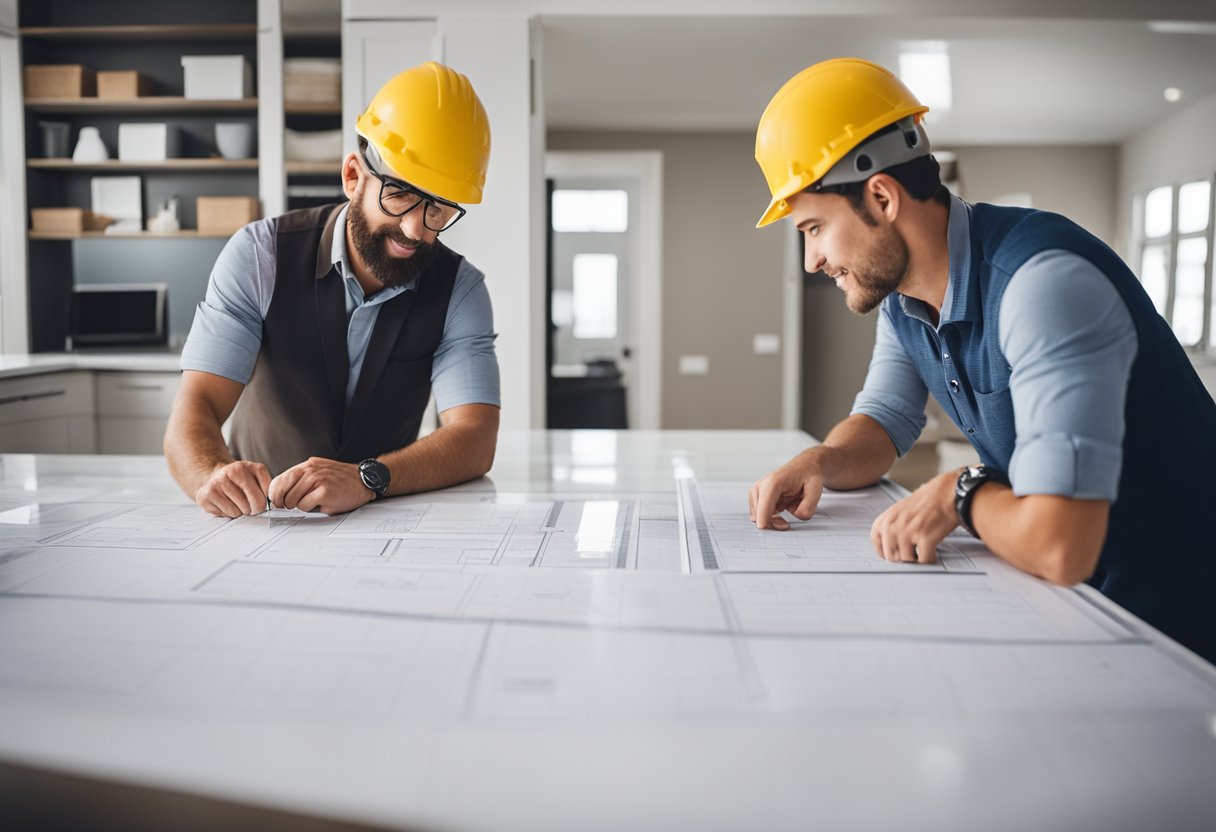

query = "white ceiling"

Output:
[[542, 15, 1216, 144]]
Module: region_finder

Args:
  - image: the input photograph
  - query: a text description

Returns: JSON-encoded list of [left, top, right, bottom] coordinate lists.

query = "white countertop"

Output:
[[0, 351, 182, 379], [1, 431, 1214, 831]]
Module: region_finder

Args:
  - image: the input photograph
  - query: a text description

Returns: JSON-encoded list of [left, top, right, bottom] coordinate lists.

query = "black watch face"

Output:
[[360, 461, 389, 493]]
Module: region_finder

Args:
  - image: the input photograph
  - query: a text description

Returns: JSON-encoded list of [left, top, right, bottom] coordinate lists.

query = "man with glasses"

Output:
[[166, 62, 500, 516]]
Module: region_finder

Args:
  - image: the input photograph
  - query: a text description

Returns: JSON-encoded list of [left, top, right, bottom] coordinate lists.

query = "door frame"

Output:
[[783, 221, 803, 431], [544, 151, 663, 430]]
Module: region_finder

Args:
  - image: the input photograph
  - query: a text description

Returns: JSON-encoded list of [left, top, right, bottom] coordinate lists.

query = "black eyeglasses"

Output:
[[360, 151, 466, 233]]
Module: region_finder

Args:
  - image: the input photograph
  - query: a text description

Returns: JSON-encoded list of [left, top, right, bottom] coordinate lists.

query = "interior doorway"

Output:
[[544, 152, 662, 430]]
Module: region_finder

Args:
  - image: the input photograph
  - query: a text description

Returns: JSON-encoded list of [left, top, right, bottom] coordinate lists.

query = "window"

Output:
[[551, 190, 628, 232], [1134, 178, 1215, 351], [571, 253, 618, 339]]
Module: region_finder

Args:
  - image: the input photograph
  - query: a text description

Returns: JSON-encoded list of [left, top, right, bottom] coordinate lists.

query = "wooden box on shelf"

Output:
[[197, 196, 259, 235], [24, 65, 96, 99], [30, 207, 112, 235], [97, 71, 153, 100]]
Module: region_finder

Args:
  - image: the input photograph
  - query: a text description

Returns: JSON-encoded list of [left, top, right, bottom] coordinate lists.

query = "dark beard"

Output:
[[845, 224, 909, 315], [348, 195, 439, 289]]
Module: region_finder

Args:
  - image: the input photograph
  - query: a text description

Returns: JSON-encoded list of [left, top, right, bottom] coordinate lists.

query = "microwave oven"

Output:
[[67, 283, 168, 349]]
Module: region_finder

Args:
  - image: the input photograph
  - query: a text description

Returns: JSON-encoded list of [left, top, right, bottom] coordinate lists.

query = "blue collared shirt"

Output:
[[851, 194, 1138, 500], [181, 205, 500, 413]]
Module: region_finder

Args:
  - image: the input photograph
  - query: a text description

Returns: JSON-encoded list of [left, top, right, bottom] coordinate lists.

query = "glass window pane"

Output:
[[1139, 244, 1169, 316], [552, 190, 628, 233], [551, 289, 574, 327], [1178, 181, 1211, 235], [1171, 237, 1207, 347], [572, 253, 618, 339], [1143, 186, 1172, 239]]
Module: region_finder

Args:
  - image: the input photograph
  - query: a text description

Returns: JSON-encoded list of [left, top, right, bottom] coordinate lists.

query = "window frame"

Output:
[[1132, 174, 1216, 354]]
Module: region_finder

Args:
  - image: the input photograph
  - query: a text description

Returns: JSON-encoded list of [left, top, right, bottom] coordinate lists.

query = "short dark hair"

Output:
[[357, 134, 368, 154], [810, 153, 950, 225]]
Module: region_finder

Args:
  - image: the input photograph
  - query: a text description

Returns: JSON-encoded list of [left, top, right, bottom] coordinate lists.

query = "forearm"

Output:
[[806, 414, 899, 490], [969, 484, 1109, 585], [378, 420, 497, 495], [164, 399, 234, 500]]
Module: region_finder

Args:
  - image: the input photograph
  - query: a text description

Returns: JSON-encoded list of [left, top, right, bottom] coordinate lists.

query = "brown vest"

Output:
[[228, 203, 459, 476]]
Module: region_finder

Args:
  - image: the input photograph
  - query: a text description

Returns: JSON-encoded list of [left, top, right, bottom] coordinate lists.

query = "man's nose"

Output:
[[805, 249, 826, 274], [398, 209, 427, 241]]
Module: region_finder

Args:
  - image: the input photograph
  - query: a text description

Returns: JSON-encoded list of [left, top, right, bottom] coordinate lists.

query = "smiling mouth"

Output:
[[387, 238, 417, 257]]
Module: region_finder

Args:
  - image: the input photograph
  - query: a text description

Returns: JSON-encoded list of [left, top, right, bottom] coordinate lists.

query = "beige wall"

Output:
[[548, 132, 1124, 435], [548, 130, 787, 428], [949, 144, 1120, 247]]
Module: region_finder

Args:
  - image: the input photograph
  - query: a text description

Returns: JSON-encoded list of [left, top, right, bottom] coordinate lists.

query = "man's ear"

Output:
[[341, 152, 362, 201], [866, 173, 901, 224]]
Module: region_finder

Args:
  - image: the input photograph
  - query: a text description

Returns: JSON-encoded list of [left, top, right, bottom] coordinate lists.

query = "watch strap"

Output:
[[954, 465, 1009, 539]]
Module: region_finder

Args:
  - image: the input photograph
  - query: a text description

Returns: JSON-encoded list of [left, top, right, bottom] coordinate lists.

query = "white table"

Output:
[[1, 431, 1214, 832]]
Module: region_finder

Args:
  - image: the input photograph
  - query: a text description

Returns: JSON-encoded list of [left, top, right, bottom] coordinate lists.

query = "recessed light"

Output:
[[1149, 21, 1216, 36], [899, 48, 952, 113], [1164, 87, 1183, 103]]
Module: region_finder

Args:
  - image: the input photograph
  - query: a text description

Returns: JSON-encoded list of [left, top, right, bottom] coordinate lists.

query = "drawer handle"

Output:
[[116, 383, 165, 391], [0, 389, 67, 407]]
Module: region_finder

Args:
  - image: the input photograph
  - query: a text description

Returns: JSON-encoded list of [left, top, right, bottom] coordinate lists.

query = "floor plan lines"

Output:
[[687, 482, 979, 573]]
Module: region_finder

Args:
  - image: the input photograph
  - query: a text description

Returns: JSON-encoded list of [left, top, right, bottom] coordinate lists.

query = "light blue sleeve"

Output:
[[999, 250, 1138, 500], [179, 221, 275, 384], [849, 304, 929, 455], [431, 259, 501, 412]]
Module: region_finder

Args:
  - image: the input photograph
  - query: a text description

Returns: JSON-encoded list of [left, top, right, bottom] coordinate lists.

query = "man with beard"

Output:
[[748, 58, 1216, 663], [165, 62, 499, 517]]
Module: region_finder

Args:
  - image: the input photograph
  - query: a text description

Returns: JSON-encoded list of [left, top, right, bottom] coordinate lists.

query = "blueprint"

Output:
[[2, 451, 1216, 832]]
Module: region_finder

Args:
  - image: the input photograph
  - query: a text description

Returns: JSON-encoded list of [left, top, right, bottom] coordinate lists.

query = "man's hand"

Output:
[[195, 460, 272, 518], [749, 452, 825, 530], [269, 457, 374, 515], [870, 468, 960, 563]]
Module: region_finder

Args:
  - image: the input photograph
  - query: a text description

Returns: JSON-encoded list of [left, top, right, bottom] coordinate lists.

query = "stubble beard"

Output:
[[843, 224, 910, 315]]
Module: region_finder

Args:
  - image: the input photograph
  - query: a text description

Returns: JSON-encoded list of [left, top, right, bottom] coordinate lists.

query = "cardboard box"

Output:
[[97, 71, 152, 100], [197, 196, 259, 235], [118, 123, 180, 162], [181, 56, 252, 100], [31, 207, 112, 235], [24, 65, 96, 99], [284, 59, 340, 104]]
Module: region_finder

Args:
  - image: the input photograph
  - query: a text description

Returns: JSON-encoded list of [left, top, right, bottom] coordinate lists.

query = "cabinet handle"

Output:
[[116, 383, 165, 391], [0, 389, 67, 407]]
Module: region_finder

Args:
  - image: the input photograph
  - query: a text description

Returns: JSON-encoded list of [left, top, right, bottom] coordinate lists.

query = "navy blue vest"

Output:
[[884, 203, 1216, 663]]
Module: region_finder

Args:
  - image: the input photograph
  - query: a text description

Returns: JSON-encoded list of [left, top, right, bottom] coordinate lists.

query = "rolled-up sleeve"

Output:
[[179, 224, 269, 383], [999, 250, 1138, 500], [431, 260, 500, 412], [850, 305, 929, 455]]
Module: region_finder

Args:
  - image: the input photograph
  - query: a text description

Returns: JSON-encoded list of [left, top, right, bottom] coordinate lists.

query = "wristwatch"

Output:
[[358, 458, 391, 500], [954, 464, 1009, 539]]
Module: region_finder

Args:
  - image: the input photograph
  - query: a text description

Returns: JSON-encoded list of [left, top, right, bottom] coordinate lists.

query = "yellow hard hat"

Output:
[[754, 57, 929, 228], [356, 61, 491, 205]]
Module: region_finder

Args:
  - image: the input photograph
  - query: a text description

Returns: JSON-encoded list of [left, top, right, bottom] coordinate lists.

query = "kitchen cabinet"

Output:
[[94, 370, 180, 454], [0, 370, 94, 452]]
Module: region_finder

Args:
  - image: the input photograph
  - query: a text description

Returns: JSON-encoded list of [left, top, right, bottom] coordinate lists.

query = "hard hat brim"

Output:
[[756, 196, 790, 229]]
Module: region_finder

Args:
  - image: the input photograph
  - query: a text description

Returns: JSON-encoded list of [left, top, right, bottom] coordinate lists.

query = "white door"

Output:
[[550, 180, 639, 406]]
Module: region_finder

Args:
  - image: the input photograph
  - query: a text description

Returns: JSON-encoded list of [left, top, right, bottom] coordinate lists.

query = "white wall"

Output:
[[0, 0, 27, 353], [1118, 89, 1216, 261], [343, 11, 545, 429]]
